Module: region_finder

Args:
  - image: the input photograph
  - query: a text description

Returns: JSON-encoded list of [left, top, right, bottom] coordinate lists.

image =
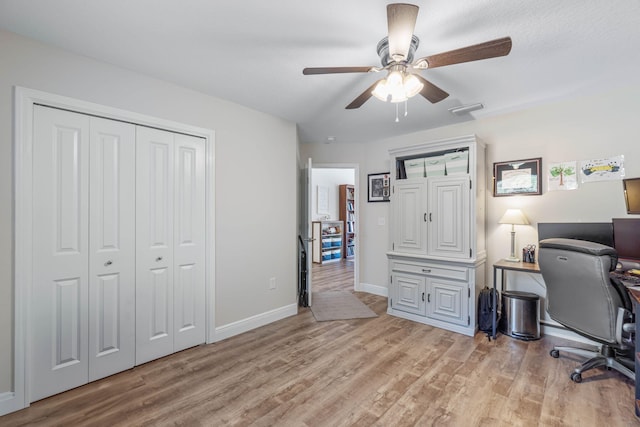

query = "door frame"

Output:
[[310, 163, 360, 293], [8, 87, 216, 412]]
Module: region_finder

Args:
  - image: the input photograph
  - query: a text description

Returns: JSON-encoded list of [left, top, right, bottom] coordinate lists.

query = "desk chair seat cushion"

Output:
[[539, 238, 625, 346]]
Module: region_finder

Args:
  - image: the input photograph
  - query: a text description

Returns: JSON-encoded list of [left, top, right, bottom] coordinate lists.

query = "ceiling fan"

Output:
[[303, 3, 512, 110]]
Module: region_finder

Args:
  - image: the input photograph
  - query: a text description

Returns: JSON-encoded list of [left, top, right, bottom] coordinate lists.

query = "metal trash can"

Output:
[[500, 291, 540, 340]]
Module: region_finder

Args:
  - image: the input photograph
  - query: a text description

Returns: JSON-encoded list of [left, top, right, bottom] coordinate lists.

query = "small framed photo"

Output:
[[493, 158, 542, 196], [368, 172, 390, 202]]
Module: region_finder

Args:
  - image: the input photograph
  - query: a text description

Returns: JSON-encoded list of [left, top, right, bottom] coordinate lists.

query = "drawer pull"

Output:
[[427, 293, 431, 303], [422, 268, 431, 273], [422, 292, 425, 302], [424, 213, 427, 222]]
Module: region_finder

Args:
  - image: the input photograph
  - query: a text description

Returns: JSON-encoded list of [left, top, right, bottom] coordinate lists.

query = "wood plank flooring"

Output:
[[3, 261, 637, 426]]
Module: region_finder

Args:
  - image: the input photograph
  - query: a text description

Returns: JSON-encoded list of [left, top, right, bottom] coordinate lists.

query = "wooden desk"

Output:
[[492, 259, 541, 339], [627, 287, 640, 417]]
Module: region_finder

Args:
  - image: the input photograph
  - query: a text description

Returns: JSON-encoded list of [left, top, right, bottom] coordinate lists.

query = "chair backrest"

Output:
[[539, 238, 625, 345]]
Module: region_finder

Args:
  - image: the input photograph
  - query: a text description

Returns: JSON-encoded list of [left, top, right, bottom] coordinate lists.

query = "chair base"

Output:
[[550, 344, 635, 383]]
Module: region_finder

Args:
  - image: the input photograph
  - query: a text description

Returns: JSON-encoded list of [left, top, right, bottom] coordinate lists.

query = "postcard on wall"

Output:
[[548, 161, 578, 191], [579, 155, 625, 183]]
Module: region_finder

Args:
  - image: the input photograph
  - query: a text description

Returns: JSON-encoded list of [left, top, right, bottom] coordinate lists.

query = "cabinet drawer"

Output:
[[391, 261, 468, 281]]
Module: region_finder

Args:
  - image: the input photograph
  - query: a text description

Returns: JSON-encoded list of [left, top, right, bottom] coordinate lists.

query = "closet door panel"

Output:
[[173, 135, 206, 351], [32, 106, 90, 401], [88, 117, 136, 381], [136, 126, 175, 365]]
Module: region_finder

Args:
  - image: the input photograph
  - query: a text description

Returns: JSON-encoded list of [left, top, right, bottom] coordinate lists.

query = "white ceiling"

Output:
[[1, 0, 639, 144]]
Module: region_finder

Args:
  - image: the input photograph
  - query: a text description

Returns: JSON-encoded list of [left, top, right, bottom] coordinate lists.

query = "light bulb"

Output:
[[403, 73, 423, 98], [372, 79, 389, 101]]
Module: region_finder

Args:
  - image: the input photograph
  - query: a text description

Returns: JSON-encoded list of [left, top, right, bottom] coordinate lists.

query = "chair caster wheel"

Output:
[[550, 349, 560, 358], [570, 372, 582, 383]]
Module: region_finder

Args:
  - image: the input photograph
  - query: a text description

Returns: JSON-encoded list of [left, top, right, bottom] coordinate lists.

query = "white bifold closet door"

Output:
[[135, 126, 206, 365], [31, 106, 206, 401], [32, 106, 136, 401]]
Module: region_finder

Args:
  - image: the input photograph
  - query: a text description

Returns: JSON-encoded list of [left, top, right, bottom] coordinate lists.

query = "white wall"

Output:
[[301, 83, 640, 312], [0, 30, 298, 394], [311, 168, 354, 221]]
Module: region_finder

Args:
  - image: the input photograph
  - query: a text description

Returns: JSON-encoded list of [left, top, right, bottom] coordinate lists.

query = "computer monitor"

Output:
[[538, 222, 614, 247], [613, 218, 640, 263]]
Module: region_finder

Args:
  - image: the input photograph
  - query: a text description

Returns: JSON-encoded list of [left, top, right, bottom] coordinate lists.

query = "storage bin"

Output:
[[499, 291, 540, 340], [424, 155, 446, 177], [331, 237, 341, 247], [322, 240, 331, 248], [444, 151, 469, 175], [404, 158, 425, 179], [331, 249, 341, 259], [322, 253, 331, 261]]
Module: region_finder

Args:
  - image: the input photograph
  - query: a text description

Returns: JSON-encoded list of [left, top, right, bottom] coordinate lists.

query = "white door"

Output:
[[305, 158, 313, 306], [136, 126, 175, 364], [173, 133, 206, 352], [393, 181, 428, 254], [428, 177, 470, 258], [88, 117, 136, 382], [135, 127, 206, 364], [32, 106, 90, 401]]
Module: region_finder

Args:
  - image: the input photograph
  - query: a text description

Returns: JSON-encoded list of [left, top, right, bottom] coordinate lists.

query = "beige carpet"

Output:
[[310, 291, 378, 322]]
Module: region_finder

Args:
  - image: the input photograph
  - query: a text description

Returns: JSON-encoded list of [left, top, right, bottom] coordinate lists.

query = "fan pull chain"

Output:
[[395, 103, 399, 123]]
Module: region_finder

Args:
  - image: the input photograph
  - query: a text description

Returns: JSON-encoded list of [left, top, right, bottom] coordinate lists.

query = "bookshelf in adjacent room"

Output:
[[339, 184, 355, 259]]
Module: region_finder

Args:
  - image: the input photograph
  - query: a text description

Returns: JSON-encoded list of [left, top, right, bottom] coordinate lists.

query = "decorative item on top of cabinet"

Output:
[[339, 185, 356, 259], [387, 134, 487, 337], [312, 220, 344, 264]]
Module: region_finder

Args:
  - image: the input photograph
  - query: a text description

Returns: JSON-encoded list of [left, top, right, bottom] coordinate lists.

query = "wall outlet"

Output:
[[269, 277, 276, 290]]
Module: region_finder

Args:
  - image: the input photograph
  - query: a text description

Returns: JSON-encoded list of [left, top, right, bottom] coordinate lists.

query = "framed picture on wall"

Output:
[[368, 172, 390, 202], [493, 157, 542, 196]]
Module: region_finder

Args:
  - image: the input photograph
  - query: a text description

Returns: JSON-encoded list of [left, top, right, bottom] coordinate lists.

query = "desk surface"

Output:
[[493, 259, 540, 274]]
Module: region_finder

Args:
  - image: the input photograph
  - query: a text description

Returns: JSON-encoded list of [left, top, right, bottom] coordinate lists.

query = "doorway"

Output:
[[310, 165, 358, 294]]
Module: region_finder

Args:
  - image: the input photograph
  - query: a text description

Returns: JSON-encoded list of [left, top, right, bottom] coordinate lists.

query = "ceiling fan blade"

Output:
[[387, 3, 419, 62], [414, 74, 449, 103], [414, 37, 512, 69], [303, 66, 377, 75], [345, 80, 381, 109]]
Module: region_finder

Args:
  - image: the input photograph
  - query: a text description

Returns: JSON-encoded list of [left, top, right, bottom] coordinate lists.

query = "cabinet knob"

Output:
[[156, 256, 163, 262], [104, 260, 113, 266]]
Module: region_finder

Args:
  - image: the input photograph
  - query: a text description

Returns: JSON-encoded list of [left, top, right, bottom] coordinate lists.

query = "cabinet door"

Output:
[[428, 177, 470, 259], [391, 272, 426, 315], [426, 277, 468, 326], [393, 182, 427, 254]]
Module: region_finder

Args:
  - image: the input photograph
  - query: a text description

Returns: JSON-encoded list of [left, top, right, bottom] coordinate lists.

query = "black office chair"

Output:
[[538, 238, 635, 383]]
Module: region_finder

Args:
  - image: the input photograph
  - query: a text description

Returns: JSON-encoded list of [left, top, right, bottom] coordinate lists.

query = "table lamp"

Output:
[[499, 209, 529, 262]]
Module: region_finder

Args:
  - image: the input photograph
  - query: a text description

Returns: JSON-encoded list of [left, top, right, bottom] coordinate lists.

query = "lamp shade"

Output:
[[498, 209, 529, 225]]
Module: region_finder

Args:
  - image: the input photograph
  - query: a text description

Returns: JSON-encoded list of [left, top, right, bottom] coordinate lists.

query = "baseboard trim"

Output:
[[357, 282, 388, 297], [212, 303, 298, 342], [0, 391, 21, 416]]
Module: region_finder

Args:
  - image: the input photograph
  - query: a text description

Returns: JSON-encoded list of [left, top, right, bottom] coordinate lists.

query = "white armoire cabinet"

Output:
[[387, 135, 486, 336], [31, 106, 206, 401]]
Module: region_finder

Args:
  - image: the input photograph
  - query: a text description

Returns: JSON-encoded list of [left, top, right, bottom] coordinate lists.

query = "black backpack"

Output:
[[478, 286, 499, 336]]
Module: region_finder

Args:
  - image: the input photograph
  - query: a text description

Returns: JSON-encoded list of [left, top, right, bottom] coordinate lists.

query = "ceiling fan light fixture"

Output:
[[403, 73, 423, 98], [372, 79, 389, 102]]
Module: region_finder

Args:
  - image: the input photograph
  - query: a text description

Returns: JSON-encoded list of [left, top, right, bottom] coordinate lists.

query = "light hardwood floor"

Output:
[[2, 261, 637, 426]]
